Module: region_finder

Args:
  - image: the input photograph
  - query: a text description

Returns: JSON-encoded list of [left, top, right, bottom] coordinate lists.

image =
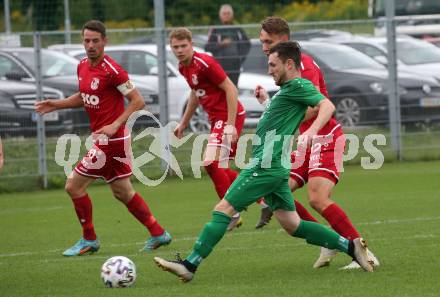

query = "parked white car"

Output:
[[66, 44, 278, 132]]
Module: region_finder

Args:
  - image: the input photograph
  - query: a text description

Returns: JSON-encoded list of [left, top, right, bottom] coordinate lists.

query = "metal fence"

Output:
[[1, 5, 440, 192]]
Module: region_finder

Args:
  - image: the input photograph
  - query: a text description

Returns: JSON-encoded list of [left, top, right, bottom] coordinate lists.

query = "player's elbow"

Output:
[[323, 98, 335, 114], [138, 98, 146, 110], [132, 95, 145, 110]]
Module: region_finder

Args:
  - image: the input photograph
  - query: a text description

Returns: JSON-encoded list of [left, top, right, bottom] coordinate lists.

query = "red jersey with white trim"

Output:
[[299, 53, 341, 135], [179, 51, 245, 121], [77, 55, 132, 139]]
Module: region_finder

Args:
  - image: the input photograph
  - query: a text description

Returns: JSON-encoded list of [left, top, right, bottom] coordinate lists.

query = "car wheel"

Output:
[[188, 106, 210, 133], [334, 95, 365, 127]]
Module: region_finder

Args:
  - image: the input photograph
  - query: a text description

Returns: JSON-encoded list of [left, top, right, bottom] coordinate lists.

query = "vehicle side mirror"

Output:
[[374, 55, 388, 65], [5, 71, 29, 81]]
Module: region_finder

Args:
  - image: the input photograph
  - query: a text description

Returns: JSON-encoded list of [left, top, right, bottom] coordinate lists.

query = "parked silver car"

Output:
[[316, 35, 440, 82], [67, 44, 278, 132]]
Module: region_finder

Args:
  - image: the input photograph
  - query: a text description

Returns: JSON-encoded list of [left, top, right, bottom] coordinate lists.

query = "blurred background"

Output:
[[1, 0, 440, 192]]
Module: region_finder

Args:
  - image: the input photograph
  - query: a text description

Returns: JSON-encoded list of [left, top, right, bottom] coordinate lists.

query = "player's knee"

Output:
[[65, 181, 81, 197], [112, 188, 133, 203], [307, 189, 329, 213]]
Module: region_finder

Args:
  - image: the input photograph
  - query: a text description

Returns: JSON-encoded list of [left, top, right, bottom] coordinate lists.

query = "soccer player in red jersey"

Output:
[[256, 17, 379, 269], [169, 28, 246, 231], [35, 20, 171, 256]]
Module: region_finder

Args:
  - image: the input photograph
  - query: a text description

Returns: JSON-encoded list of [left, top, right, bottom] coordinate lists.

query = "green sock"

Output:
[[293, 220, 349, 253], [186, 211, 231, 267]]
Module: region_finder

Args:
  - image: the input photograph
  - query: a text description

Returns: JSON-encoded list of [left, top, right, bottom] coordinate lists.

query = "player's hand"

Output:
[[94, 123, 119, 139], [35, 100, 57, 114], [254, 85, 268, 104], [173, 123, 186, 139], [223, 124, 238, 144], [297, 128, 319, 151]]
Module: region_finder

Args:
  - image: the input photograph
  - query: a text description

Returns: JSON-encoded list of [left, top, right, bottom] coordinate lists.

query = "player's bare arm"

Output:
[[35, 92, 83, 115], [218, 77, 238, 143], [299, 98, 335, 148], [174, 90, 198, 139], [94, 87, 145, 137]]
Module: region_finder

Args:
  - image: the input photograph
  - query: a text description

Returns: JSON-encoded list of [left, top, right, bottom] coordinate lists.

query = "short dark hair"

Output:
[[82, 20, 106, 37], [261, 16, 290, 37], [269, 41, 301, 69]]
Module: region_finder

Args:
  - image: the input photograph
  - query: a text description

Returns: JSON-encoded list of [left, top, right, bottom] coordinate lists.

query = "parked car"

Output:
[[0, 47, 160, 132], [0, 80, 72, 138], [301, 41, 440, 126], [290, 29, 353, 41], [242, 38, 440, 126], [317, 35, 440, 82], [68, 44, 277, 132], [47, 43, 84, 56]]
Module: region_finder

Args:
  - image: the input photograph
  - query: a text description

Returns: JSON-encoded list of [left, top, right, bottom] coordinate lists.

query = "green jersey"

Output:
[[248, 78, 324, 177]]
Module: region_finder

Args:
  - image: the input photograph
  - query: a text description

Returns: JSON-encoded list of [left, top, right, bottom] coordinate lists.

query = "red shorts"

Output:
[[207, 113, 245, 159], [290, 127, 345, 187], [74, 135, 132, 183]]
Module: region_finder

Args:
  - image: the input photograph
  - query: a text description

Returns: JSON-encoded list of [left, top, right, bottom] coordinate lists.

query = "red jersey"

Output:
[[299, 53, 341, 135], [179, 51, 245, 121], [77, 55, 133, 139]]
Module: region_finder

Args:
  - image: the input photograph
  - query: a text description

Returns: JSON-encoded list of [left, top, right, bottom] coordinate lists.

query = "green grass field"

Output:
[[1, 161, 440, 297]]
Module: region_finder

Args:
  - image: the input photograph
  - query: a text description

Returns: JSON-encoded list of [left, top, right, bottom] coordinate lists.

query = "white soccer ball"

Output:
[[100, 256, 137, 288]]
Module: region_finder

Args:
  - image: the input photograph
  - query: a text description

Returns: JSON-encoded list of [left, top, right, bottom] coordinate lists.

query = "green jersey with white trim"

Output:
[[248, 78, 324, 177]]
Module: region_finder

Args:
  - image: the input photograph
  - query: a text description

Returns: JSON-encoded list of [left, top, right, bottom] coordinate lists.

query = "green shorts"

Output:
[[224, 169, 296, 213]]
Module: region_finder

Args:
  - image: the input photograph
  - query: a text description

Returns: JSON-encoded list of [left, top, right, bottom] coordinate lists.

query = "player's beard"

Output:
[[274, 71, 287, 86]]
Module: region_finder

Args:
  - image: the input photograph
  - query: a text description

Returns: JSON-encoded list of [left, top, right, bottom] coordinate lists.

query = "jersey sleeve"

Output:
[[111, 64, 135, 96], [288, 79, 325, 107], [301, 66, 320, 88], [203, 57, 227, 86]]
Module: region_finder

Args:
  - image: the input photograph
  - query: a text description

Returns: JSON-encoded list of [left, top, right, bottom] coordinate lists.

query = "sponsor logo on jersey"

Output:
[[91, 77, 100, 90], [81, 92, 100, 107]]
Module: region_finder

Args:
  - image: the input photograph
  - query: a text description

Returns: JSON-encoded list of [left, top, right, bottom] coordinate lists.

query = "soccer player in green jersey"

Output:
[[153, 41, 374, 282]]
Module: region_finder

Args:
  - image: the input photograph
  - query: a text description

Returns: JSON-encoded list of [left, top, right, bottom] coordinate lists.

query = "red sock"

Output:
[[127, 193, 165, 237], [295, 200, 319, 223], [321, 203, 360, 240], [72, 194, 96, 240], [204, 161, 232, 199], [225, 168, 238, 183]]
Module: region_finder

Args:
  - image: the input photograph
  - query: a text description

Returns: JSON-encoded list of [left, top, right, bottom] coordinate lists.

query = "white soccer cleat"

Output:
[[313, 247, 338, 268], [340, 260, 361, 270], [154, 256, 194, 283], [341, 248, 379, 270], [352, 238, 374, 272], [367, 248, 380, 266]]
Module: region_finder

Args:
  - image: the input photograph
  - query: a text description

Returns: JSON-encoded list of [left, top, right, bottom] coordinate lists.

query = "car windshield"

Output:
[[304, 44, 386, 70], [12, 50, 77, 77], [241, 43, 268, 75], [379, 39, 440, 65]]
